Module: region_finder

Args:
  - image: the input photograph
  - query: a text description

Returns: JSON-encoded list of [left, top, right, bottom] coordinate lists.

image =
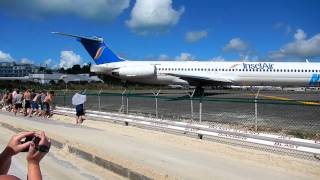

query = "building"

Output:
[[0, 62, 39, 77], [30, 73, 104, 84]]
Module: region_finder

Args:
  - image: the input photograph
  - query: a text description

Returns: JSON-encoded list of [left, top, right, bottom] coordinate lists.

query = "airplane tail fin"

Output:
[[52, 32, 124, 65]]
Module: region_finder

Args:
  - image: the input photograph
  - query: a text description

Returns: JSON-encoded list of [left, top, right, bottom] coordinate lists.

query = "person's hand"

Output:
[[27, 131, 51, 165], [2, 131, 35, 157]]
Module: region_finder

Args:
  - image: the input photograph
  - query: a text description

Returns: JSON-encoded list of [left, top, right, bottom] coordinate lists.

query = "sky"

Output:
[[0, 0, 320, 68]]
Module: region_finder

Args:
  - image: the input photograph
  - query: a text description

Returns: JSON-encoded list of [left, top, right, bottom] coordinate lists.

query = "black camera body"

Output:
[[21, 135, 41, 152]]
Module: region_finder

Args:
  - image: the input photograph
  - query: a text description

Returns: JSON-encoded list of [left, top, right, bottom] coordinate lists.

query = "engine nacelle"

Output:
[[114, 65, 156, 79]]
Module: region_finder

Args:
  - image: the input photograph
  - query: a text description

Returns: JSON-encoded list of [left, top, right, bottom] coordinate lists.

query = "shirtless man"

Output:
[[42, 91, 54, 118], [30, 92, 41, 117], [23, 89, 32, 117]]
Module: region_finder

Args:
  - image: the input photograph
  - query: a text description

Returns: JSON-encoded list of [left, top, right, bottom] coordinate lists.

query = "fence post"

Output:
[[98, 89, 102, 112], [186, 89, 196, 121], [199, 97, 202, 123], [126, 92, 129, 114], [255, 89, 261, 132], [120, 89, 126, 114], [151, 89, 161, 118], [63, 89, 66, 107]]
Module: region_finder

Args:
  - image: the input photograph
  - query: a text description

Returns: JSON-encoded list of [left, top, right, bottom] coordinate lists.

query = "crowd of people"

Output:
[[0, 89, 55, 118]]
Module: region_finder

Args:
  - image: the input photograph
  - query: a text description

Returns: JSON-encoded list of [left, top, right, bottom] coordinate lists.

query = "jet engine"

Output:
[[112, 65, 156, 79]]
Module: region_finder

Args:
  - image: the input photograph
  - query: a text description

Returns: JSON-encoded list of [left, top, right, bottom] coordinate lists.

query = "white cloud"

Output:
[[185, 30, 208, 43], [59, 51, 82, 69], [223, 38, 248, 52], [0, 50, 14, 62], [175, 53, 195, 61], [294, 29, 306, 41], [126, 0, 185, 35], [20, 58, 34, 64], [274, 22, 292, 35], [158, 54, 171, 61], [43, 59, 53, 66], [0, 0, 129, 22], [210, 56, 225, 62], [270, 29, 320, 58]]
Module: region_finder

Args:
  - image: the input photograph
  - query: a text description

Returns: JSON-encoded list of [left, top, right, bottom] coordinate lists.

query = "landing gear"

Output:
[[194, 86, 204, 97], [121, 80, 128, 88]]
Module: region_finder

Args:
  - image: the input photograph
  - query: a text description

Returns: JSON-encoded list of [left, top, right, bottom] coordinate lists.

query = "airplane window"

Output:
[[297, 70, 300, 72], [309, 70, 311, 72], [280, 69, 282, 72], [316, 70, 319, 72], [232, 69, 234, 71], [284, 69, 286, 72], [191, 68, 193, 71], [204, 68, 207, 71], [222, 69, 225, 71], [239, 69, 241, 72]]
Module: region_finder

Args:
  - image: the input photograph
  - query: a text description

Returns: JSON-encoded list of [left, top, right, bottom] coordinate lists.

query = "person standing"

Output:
[[72, 92, 87, 124], [23, 89, 32, 117], [13, 90, 23, 116], [38, 91, 46, 117], [75, 103, 85, 124], [42, 91, 54, 118], [30, 92, 41, 117]]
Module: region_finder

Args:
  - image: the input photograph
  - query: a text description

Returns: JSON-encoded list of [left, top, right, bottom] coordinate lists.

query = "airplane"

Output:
[[53, 32, 320, 95]]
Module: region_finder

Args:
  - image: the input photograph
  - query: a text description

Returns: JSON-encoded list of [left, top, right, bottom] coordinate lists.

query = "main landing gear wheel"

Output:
[[194, 86, 204, 97]]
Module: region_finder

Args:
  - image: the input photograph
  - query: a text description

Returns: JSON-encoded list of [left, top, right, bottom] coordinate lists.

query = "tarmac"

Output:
[[0, 110, 319, 180]]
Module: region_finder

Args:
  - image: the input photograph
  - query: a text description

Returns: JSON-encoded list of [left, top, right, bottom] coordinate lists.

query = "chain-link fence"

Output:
[[50, 89, 320, 139], [1, 89, 319, 139]]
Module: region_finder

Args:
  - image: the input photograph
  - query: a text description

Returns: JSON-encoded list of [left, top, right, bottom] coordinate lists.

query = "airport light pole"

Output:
[[151, 89, 161, 118]]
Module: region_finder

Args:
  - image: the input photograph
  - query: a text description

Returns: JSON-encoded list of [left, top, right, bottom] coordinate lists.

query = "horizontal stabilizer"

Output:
[[52, 32, 103, 42]]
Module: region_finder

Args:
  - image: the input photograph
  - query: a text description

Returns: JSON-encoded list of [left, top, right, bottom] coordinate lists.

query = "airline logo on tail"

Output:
[[94, 47, 105, 60]]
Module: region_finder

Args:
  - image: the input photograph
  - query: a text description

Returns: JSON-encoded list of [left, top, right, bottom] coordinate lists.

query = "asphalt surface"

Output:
[[0, 111, 319, 180], [54, 89, 320, 133]]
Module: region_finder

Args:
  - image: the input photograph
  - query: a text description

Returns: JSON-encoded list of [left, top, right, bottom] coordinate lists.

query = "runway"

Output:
[[0, 111, 319, 180], [55, 89, 320, 135]]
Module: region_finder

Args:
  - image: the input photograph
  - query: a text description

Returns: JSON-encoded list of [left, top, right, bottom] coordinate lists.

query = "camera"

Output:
[[21, 135, 41, 152]]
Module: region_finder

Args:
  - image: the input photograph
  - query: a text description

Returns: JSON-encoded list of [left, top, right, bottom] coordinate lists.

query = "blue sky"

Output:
[[0, 0, 319, 68]]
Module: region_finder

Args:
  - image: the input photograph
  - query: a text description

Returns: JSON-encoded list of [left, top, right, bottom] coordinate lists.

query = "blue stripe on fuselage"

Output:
[[309, 74, 320, 86]]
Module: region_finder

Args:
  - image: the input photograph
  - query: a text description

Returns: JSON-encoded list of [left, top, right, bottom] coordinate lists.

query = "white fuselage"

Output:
[[91, 61, 320, 87]]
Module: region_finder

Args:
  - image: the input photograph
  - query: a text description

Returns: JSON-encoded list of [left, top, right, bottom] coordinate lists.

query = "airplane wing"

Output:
[[166, 73, 233, 86]]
